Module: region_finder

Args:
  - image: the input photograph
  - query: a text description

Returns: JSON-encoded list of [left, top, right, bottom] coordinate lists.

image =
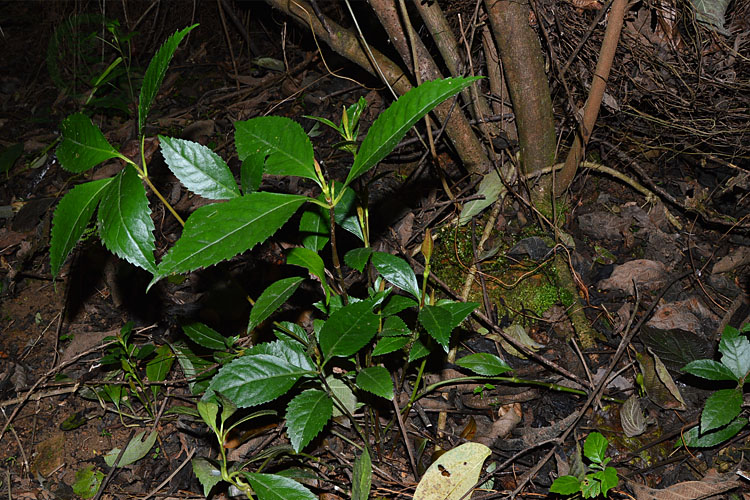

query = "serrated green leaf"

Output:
[[197, 400, 219, 430], [371, 252, 419, 299], [719, 330, 750, 380], [243, 472, 317, 500], [247, 339, 315, 372], [287, 248, 329, 303], [299, 206, 329, 251], [381, 315, 410, 336], [50, 178, 113, 276], [345, 77, 480, 188], [98, 167, 156, 273], [683, 359, 738, 381], [235, 116, 317, 184], [352, 449, 372, 500], [701, 388, 742, 433], [456, 353, 512, 376], [599, 467, 618, 497], [319, 301, 379, 359], [550, 476, 581, 495], [413, 442, 491, 500], [372, 336, 409, 356], [382, 295, 418, 316], [409, 339, 430, 362], [418, 305, 453, 351], [681, 417, 747, 448], [182, 322, 230, 350], [286, 389, 333, 452], [150, 192, 307, 288], [247, 277, 305, 333], [581, 474, 601, 498], [159, 136, 240, 200], [138, 25, 198, 134], [191, 457, 223, 497], [440, 301, 479, 329], [57, 113, 121, 173], [208, 354, 314, 407], [583, 432, 608, 464], [104, 431, 157, 467], [356, 366, 393, 400], [344, 247, 373, 272], [241, 152, 264, 194]]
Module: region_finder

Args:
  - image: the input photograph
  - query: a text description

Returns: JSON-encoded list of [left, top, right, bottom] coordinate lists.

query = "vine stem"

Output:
[[120, 153, 186, 227]]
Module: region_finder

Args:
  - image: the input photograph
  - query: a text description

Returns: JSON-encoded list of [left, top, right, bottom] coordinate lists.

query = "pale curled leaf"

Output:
[[621, 395, 647, 437], [413, 442, 491, 500], [104, 431, 157, 467]]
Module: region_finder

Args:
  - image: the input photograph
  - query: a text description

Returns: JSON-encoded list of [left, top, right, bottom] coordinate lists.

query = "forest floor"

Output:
[[1, 2, 749, 500]]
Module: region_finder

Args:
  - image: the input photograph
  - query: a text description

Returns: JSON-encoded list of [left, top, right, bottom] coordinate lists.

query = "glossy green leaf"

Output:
[[345, 77, 481, 188], [57, 113, 121, 173], [583, 432, 608, 464], [319, 301, 379, 359], [104, 431, 157, 467], [701, 388, 742, 433], [192, 457, 223, 497], [372, 336, 409, 356], [50, 178, 112, 276], [247, 277, 305, 333], [299, 206, 329, 251], [344, 247, 373, 272], [197, 400, 219, 431], [241, 152, 264, 193], [356, 366, 393, 400], [371, 252, 419, 299], [159, 136, 240, 200], [208, 354, 314, 407], [597, 467, 619, 497], [150, 192, 307, 288], [352, 449, 372, 500], [333, 183, 363, 241], [719, 327, 750, 380], [287, 248, 329, 302], [247, 339, 315, 372], [381, 315, 410, 336], [98, 167, 157, 274], [683, 359, 738, 381], [382, 294, 418, 316], [243, 472, 317, 500], [235, 116, 317, 184], [681, 417, 747, 448], [409, 339, 430, 362], [138, 25, 198, 134], [440, 301, 479, 330], [418, 305, 453, 351], [182, 322, 230, 350], [550, 476, 581, 496], [413, 442, 491, 500], [456, 353, 512, 376], [285, 389, 333, 452]]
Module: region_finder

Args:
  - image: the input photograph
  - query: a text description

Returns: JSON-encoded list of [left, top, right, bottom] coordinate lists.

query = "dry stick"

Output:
[[554, 0, 626, 196], [508, 270, 693, 499], [392, 393, 419, 481], [216, 0, 240, 91]]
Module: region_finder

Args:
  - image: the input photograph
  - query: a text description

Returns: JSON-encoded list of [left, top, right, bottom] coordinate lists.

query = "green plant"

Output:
[[550, 432, 619, 498], [86, 321, 174, 421], [679, 323, 750, 447], [50, 23, 486, 499]]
